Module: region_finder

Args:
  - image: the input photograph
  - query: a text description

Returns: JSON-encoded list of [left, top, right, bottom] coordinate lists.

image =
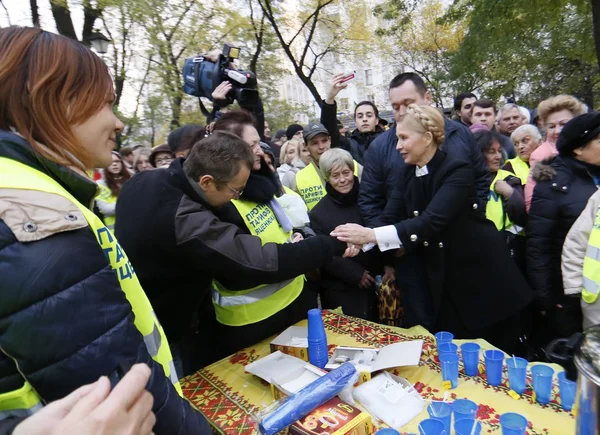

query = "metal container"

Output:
[[547, 326, 600, 435]]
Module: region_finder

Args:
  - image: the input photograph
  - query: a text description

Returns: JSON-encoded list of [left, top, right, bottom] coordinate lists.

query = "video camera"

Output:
[[183, 44, 258, 109]]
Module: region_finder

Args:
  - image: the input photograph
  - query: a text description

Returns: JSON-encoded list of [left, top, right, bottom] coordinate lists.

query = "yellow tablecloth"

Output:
[[181, 311, 574, 434]]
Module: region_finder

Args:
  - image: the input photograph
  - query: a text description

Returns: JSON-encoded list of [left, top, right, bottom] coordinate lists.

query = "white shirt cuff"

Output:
[[373, 225, 402, 252]]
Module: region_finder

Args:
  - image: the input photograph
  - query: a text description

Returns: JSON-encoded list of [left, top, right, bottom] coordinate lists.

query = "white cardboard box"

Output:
[[245, 351, 325, 399], [325, 341, 423, 373]]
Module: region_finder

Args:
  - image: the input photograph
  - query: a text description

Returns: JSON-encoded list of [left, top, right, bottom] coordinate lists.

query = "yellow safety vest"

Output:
[[0, 157, 182, 419], [582, 206, 600, 303], [504, 157, 530, 184], [296, 161, 359, 211], [486, 169, 514, 231], [211, 189, 304, 327], [96, 183, 117, 230]]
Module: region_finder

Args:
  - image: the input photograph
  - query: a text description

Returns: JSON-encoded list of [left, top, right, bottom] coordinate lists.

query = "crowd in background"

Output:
[[2, 26, 600, 435]]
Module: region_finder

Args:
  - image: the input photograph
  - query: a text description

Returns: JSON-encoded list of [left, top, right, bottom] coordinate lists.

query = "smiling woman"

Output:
[[331, 104, 532, 353], [0, 26, 211, 434]]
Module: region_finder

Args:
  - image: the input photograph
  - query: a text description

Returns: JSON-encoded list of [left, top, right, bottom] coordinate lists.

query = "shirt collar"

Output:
[[415, 165, 429, 177]]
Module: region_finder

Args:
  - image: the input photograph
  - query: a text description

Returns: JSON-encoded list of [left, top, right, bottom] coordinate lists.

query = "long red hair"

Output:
[[104, 152, 131, 197], [0, 27, 114, 170]]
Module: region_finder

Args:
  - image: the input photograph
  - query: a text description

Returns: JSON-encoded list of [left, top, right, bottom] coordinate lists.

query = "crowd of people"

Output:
[[2, 26, 600, 434]]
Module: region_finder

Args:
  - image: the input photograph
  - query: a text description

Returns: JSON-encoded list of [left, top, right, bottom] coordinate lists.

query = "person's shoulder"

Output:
[[368, 127, 396, 152]]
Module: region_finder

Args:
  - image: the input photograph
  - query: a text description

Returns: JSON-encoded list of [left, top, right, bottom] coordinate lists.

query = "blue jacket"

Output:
[[0, 131, 210, 435], [359, 119, 489, 226]]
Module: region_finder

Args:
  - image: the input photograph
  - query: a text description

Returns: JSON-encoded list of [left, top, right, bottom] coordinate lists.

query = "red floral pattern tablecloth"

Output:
[[181, 311, 575, 434]]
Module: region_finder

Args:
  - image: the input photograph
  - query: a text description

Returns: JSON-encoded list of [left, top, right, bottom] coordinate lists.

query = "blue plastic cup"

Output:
[[427, 402, 452, 434], [461, 343, 481, 376], [307, 309, 328, 368], [438, 342, 458, 357], [558, 371, 577, 411], [506, 356, 528, 395], [531, 365, 554, 405], [452, 398, 478, 423], [455, 418, 482, 435], [435, 331, 454, 350], [484, 350, 504, 386], [418, 418, 445, 435], [440, 353, 459, 389], [499, 412, 528, 434], [374, 430, 400, 435], [307, 309, 326, 340]]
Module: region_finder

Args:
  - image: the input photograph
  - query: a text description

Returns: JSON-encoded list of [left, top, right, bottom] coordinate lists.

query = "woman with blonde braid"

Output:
[[332, 105, 532, 353]]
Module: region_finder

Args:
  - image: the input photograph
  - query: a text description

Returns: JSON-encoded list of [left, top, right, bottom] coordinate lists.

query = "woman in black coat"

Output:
[[310, 149, 384, 320], [332, 105, 532, 354], [527, 112, 600, 347]]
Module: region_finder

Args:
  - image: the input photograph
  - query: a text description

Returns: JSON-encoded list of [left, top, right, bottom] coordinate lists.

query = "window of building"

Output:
[[339, 98, 349, 111], [365, 69, 373, 86]]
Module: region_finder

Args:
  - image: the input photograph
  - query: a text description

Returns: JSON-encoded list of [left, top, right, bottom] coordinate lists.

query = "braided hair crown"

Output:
[[405, 104, 445, 146]]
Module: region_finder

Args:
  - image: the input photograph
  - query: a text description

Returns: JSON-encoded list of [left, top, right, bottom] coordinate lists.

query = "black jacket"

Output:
[[116, 159, 343, 350], [0, 131, 209, 435], [380, 151, 532, 335], [320, 100, 385, 164], [359, 119, 490, 227], [309, 180, 383, 318], [527, 156, 600, 310]]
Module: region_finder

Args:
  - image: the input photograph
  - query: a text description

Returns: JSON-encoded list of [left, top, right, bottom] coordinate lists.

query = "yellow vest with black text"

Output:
[[211, 189, 304, 327], [296, 161, 359, 211], [504, 157, 530, 184], [582, 206, 600, 303], [0, 157, 182, 419], [96, 183, 117, 230], [486, 169, 514, 231]]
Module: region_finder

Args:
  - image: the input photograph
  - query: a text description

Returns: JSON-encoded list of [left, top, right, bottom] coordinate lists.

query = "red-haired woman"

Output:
[[96, 151, 131, 230], [0, 27, 210, 434]]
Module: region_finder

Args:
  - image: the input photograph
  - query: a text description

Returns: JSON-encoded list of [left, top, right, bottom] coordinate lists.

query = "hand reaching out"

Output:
[[331, 223, 376, 245], [325, 73, 349, 104]]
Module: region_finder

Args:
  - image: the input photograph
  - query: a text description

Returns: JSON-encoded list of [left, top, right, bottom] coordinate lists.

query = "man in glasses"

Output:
[[115, 131, 348, 376]]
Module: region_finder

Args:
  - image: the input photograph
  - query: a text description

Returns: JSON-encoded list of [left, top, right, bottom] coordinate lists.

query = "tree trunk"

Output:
[[30, 0, 40, 27], [592, 0, 600, 74], [171, 94, 182, 128], [50, 1, 78, 41], [82, 0, 102, 47], [114, 77, 125, 108]]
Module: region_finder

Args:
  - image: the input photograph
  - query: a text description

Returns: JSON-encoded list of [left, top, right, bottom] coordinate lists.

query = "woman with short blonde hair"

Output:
[[331, 104, 532, 352]]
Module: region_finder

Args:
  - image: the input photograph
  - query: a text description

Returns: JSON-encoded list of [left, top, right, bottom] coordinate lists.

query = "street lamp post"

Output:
[[87, 30, 112, 55]]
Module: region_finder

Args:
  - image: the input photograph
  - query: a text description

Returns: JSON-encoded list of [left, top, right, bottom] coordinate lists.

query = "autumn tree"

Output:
[[443, 0, 600, 107], [257, 0, 375, 106], [376, 0, 466, 108]]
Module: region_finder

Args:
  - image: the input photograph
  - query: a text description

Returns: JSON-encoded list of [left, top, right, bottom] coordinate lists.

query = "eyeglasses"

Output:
[[155, 157, 174, 164], [225, 184, 243, 198]]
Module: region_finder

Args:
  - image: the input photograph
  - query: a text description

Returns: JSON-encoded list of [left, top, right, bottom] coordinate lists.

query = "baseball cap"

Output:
[[303, 123, 329, 142]]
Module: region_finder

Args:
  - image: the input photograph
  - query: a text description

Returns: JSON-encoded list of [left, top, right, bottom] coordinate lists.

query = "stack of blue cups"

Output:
[[307, 309, 329, 368]]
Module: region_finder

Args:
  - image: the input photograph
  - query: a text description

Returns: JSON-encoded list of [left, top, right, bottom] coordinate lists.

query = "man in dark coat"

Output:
[[116, 132, 346, 374], [320, 73, 385, 165], [358, 72, 490, 329]]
